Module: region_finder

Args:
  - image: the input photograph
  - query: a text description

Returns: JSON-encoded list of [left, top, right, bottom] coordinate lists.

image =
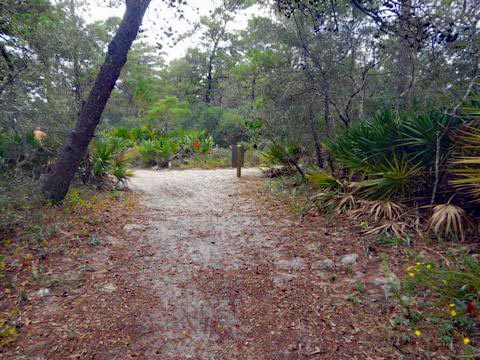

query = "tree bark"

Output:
[[205, 36, 220, 104], [42, 0, 151, 202], [308, 104, 323, 168], [69, 0, 82, 112], [205, 56, 214, 103], [395, 0, 413, 110], [251, 75, 256, 109], [323, 88, 335, 173]]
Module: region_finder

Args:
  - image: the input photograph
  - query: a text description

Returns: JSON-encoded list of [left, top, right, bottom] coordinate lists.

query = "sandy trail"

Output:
[[128, 168, 291, 359]]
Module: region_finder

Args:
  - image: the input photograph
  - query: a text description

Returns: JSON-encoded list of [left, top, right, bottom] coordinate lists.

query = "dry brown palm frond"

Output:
[[352, 200, 406, 222], [334, 193, 357, 215], [450, 125, 480, 203], [366, 220, 409, 238], [309, 191, 338, 213], [427, 203, 474, 241]]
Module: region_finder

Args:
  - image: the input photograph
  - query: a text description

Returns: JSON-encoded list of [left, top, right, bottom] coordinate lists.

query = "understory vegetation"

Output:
[[2, 0, 480, 356]]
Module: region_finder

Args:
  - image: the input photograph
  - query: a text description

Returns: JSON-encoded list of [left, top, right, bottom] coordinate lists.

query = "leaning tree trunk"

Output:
[[42, 0, 151, 202]]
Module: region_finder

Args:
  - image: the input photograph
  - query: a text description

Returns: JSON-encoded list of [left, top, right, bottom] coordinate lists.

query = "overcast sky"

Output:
[[82, 0, 269, 62]]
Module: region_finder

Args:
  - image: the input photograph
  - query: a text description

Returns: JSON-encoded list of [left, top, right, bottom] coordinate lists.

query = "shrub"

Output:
[[172, 147, 231, 169], [136, 138, 179, 166], [398, 112, 451, 167], [244, 147, 262, 167], [179, 130, 215, 154], [324, 111, 400, 172], [88, 137, 134, 183], [262, 142, 304, 176], [190, 106, 249, 147], [111, 149, 136, 184], [0, 131, 58, 176]]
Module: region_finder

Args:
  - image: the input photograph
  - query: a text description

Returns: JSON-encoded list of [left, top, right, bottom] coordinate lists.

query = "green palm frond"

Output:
[[398, 112, 450, 166], [358, 155, 421, 200], [306, 171, 342, 190]]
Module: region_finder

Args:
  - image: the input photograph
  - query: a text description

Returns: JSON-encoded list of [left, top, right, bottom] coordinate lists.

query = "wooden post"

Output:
[[236, 144, 242, 178]]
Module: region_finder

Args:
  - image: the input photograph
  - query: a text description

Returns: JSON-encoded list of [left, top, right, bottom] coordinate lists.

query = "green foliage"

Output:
[[0, 131, 58, 176], [105, 126, 218, 168], [90, 140, 115, 178], [111, 149, 135, 183], [172, 148, 231, 169], [0, 192, 18, 235], [0, 317, 18, 347], [398, 112, 451, 166], [326, 111, 452, 174], [136, 138, 179, 166], [371, 235, 411, 247], [0, 133, 10, 161], [325, 111, 400, 172], [324, 111, 459, 203], [399, 256, 480, 345], [358, 156, 421, 200], [189, 106, 249, 147], [244, 147, 262, 167], [89, 137, 133, 183], [262, 143, 302, 167], [306, 171, 342, 190], [146, 96, 191, 133], [179, 130, 215, 154], [108, 126, 156, 143]]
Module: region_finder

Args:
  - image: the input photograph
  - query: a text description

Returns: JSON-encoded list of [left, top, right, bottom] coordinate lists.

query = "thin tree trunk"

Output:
[[358, 86, 365, 119], [69, 0, 82, 112], [72, 49, 82, 110], [323, 89, 333, 137], [42, 0, 151, 202], [309, 104, 323, 168], [205, 37, 220, 104], [395, 0, 413, 111], [205, 57, 214, 103], [323, 89, 335, 173], [251, 75, 256, 109]]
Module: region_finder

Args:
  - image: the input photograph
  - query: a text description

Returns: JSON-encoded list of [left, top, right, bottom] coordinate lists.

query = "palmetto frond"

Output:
[[428, 203, 474, 241], [450, 125, 480, 202]]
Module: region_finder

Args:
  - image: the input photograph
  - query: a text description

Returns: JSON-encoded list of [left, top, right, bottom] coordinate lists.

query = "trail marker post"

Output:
[[232, 144, 243, 177], [236, 144, 242, 177]]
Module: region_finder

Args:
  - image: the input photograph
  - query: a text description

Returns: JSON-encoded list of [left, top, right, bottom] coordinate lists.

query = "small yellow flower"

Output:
[[450, 310, 457, 317], [408, 272, 415, 278], [415, 330, 421, 337], [416, 262, 421, 266], [464, 337, 471, 345], [24, 254, 34, 261], [426, 264, 432, 269], [449, 303, 456, 308]]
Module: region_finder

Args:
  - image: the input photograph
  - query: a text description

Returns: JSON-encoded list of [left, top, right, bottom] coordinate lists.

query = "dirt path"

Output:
[[122, 169, 395, 359], [127, 169, 290, 358]]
